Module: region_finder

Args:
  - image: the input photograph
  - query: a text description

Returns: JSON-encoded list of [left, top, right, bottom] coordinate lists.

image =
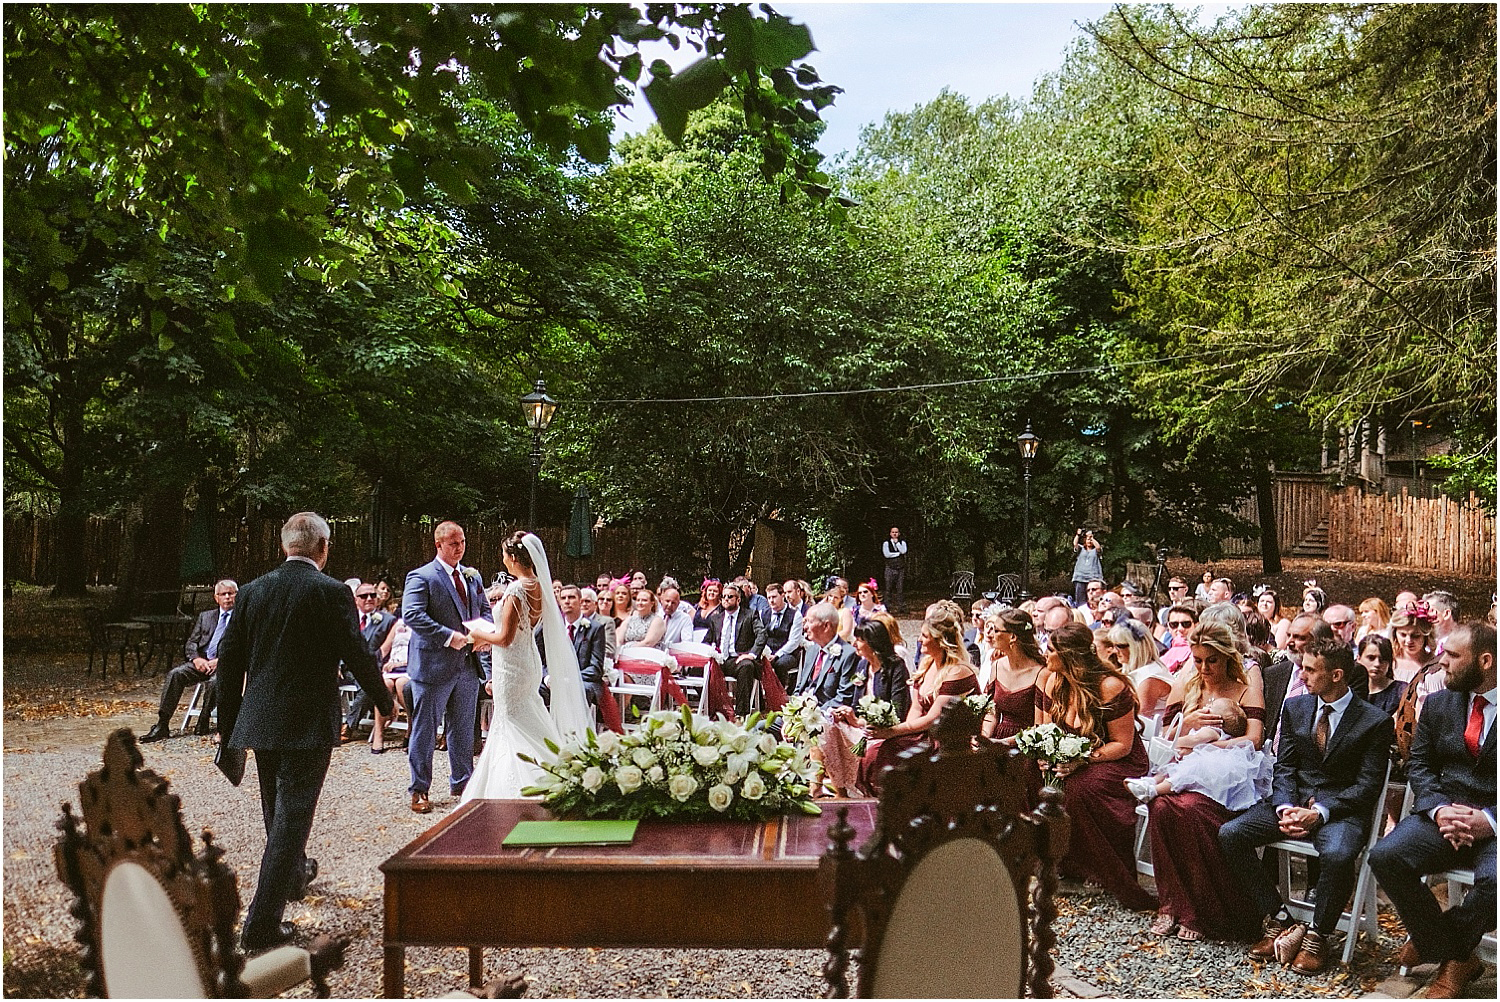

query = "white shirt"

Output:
[[719, 610, 738, 655], [1280, 687, 1355, 822], [882, 538, 908, 559], [661, 605, 695, 646]]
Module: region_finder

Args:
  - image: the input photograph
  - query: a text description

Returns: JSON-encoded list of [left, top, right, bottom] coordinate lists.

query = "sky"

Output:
[[612, 2, 1120, 159]]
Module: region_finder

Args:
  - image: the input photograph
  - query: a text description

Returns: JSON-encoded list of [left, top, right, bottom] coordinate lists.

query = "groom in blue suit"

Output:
[[402, 520, 492, 814]]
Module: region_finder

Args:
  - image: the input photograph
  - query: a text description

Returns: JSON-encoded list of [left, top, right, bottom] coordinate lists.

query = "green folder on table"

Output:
[[503, 820, 639, 847]]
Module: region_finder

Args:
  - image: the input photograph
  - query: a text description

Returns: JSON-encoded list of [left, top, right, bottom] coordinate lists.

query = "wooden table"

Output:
[[378, 798, 878, 997]]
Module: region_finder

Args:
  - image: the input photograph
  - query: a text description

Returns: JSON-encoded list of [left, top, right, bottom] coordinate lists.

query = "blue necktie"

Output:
[[206, 610, 229, 659]]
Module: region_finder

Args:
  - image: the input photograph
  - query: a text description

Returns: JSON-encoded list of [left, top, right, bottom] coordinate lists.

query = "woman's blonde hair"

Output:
[[1108, 619, 1159, 674], [913, 602, 969, 686], [1046, 623, 1138, 745], [1358, 596, 1391, 630], [1183, 621, 1247, 714], [1388, 609, 1433, 639]]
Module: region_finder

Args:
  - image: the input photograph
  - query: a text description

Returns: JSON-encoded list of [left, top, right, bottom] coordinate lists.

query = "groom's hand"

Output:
[[447, 630, 468, 650]]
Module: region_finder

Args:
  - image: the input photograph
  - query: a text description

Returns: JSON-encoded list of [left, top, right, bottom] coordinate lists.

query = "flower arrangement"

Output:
[[520, 707, 820, 821], [852, 695, 900, 755], [779, 692, 825, 749], [962, 693, 994, 719], [1014, 722, 1094, 788]]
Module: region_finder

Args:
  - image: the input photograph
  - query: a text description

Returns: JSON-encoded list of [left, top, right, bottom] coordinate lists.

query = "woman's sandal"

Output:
[[1176, 926, 1203, 941], [1149, 913, 1178, 937]]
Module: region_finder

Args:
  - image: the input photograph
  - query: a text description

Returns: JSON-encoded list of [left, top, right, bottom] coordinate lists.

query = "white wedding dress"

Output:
[[461, 579, 562, 802]]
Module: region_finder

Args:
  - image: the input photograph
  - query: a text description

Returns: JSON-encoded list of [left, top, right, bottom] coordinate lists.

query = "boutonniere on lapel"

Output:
[[462, 567, 481, 584], [370, 612, 383, 624], [825, 641, 842, 657]]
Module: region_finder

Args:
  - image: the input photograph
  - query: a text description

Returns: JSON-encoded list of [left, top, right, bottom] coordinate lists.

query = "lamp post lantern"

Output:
[[1017, 420, 1040, 600], [520, 378, 557, 526]]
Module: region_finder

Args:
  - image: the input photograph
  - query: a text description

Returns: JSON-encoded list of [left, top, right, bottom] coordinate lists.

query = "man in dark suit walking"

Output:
[[790, 602, 861, 710], [1368, 622, 1495, 999], [402, 520, 492, 814], [215, 512, 393, 952], [1219, 637, 1394, 974], [705, 583, 768, 716], [142, 579, 237, 741]]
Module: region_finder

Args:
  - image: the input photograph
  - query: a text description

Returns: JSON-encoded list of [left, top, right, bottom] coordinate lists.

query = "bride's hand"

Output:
[[471, 639, 492, 654]]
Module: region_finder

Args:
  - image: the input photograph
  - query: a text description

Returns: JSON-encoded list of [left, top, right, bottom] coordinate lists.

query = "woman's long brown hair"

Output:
[[1046, 622, 1138, 744]]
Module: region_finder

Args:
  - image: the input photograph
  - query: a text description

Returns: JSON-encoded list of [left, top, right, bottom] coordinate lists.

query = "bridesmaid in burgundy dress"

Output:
[[1145, 621, 1266, 941], [981, 608, 1047, 742], [857, 602, 977, 794], [1033, 623, 1156, 912]]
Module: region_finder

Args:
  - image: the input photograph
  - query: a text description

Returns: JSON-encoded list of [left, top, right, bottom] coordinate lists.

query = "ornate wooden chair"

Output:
[[820, 702, 1068, 998], [55, 728, 346, 997]]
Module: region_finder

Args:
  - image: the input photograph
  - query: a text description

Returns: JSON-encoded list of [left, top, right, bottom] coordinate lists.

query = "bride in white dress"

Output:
[[460, 531, 592, 802]]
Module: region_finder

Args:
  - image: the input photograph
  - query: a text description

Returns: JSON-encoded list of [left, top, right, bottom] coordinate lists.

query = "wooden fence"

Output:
[[1327, 489, 1495, 577]]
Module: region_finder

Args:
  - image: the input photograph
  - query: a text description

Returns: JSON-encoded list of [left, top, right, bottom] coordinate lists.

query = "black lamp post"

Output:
[[520, 378, 557, 527], [1017, 420, 1040, 600]]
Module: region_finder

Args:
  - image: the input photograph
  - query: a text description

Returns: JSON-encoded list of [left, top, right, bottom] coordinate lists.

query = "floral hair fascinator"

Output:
[[1408, 601, 1436, 624], [611, 577, 631, 590], [863, 578, 880, 592], [1252, 584, 1269, 598]]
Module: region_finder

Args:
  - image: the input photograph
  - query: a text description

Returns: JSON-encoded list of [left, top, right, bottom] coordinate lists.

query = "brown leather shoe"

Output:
[[1397, 938, 1425, 974], [1290, 929, 1326, 975], [1248, 916, 1288, 961], [1426, 957, 1483, 999], [410, 791, 432, 814], [339, 724, 353, 744]]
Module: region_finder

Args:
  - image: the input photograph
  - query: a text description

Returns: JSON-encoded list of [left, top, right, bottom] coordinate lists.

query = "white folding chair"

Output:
[[612, 651, 670, 726], [1267, 756, 1393, 964], [178, 682, 212, 733], [666, 641, 720, 714], [1134, 802, 1154, 878]]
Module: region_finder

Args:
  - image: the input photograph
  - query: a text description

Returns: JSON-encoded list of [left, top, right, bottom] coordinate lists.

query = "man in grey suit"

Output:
[[790, 602, 861, 710], [216, 512, 393, 952], [141, 578, 237, 741], [401, 520, 493, 814]]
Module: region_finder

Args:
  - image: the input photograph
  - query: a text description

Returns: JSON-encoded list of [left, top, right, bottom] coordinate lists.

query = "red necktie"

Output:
[[812, 650, 827, 682], [361, 613, 368, 630], [452, 569, 468, 617], [1465, 696, 1486, 759], [568, 622, 575, 643]]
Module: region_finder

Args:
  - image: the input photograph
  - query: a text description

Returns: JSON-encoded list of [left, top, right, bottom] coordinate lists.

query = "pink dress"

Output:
[[857, 673, 977, 794]]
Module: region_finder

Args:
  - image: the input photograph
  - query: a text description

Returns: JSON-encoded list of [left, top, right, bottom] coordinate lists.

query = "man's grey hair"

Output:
[[658, 575, 681, 593], [580, 587, 598, 602], [806, 601, 841, 627], [215, 578, 238, 591], [282, 511, 330, 556], [1422, 590, 1459, 618]]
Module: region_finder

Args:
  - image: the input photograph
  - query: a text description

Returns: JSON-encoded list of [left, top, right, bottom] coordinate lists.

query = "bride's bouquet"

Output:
[[778, 692, 825, 749], [852, 694, 900, 756], [520, 707, 820, 821], [1014, 722, 1094, 789]]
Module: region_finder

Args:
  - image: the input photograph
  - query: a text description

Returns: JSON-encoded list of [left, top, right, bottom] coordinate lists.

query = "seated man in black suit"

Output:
[[141, 579, 237, 741], [706, 583, 768, 716], [1368, 622, 1495, 999], [789, 601, 861, 710], [550, 584, 605, 708], [762, 581, 803, 686], [340, 580, 399, 742], [1219, 637, 1394, 974]]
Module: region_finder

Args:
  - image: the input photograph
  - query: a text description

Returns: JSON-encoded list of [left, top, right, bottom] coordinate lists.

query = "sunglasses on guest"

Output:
[[357, 591, 377, 600], [1168, 619, 1194, 630]]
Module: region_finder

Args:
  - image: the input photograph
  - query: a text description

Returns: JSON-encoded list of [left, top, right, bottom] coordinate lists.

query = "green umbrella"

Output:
[[566, 486, 593, 558]]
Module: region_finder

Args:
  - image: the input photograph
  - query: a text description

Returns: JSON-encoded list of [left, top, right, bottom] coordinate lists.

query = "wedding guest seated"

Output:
[[141, 579, 238, 742], [1357, 596, 1392, 642], [616, 586, 666, 652], [852, 579, 886, 627], [1220, 638, 1393, 973], [578, 587, 618, 666], [733, 575, 770, 620], [820, 616, 912, 797], [1146, 622, 1267, 940], [607, 579, 634, 632], [1359, 634, 1406, 716], [693, 578, 722, 636], [1257, 586, 1292, 649], [706, 583, 768, 716], [371, 618, 411, 754], [762, 581, 804, 685], [656, 580, 696, 646], [555, 585, 605, 708], [1161, 604, 1200, 673], [980, 608, 1047, 742], [788, 601, 861, 709], [1110, 618, 1172, 731], [1324, 603, 1359, 648], [1368, 622, 1495, 999], [857, 602, 977, 795], [1030, 622, 1154, 913], [629, 570, 649, 591], [342, 580, 398, 744]]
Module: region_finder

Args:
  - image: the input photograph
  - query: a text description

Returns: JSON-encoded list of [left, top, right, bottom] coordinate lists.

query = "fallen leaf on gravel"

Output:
[[10, 849, 31, 859], [338, 898, 366, 909]]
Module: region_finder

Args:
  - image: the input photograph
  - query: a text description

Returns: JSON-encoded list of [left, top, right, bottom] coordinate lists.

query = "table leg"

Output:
[[469, 946, 483, 988], [383, 943, 404, 998]]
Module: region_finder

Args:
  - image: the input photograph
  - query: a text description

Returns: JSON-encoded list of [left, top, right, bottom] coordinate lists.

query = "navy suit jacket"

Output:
[[791, 640, 861, 709], [402, 558, 493, 685], [1408, 688, 1497, 815], [1272, 692, 1393, 827], [216, 559, 393, 750], [856, 655, 912, 721]]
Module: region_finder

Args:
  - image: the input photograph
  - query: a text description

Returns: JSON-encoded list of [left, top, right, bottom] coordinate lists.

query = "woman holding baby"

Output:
[[1145, 621, 1268, 941]]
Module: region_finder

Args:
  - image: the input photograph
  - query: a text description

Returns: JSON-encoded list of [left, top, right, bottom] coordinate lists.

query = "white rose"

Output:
[[707, 784, 734, 812], [741, 771, 767, 800], [597, 731, 622, 756], [757, 734, 778, 755], [692, 744, 721, 766], [657, 720, 681, 739], [614, 765, 644, 794], [647, 765, 665, 783], [631, 747, 658, 769], [581, 766, 606, 792], [668, 773, 699, 802], [730, 732, 752, 753]]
